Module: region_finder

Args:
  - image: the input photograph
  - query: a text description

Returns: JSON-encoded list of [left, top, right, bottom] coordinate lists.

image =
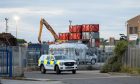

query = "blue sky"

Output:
[[0, 0, 140, 42]]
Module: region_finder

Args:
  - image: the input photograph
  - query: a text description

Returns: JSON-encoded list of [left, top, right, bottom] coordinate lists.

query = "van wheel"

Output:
[[41, 65, 46, 74], [56, 66, 61, 74], [72, 70, 76, 74], [91, 59, 96, 64]]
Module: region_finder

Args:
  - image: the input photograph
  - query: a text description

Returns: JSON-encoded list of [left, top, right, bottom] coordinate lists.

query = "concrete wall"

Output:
[[12, 46, 27, 77]]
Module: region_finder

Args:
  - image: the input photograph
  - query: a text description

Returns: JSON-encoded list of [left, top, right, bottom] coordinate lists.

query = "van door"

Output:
[[45, 55, 51, 69], [50, 55, 55, 69]]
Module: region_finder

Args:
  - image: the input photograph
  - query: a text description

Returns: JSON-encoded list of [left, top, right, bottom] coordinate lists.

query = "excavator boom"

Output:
[[38, 18, 59, 43]]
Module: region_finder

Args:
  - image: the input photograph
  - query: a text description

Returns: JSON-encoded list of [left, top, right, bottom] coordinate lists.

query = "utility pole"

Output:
[[5, 18, 8, 33]]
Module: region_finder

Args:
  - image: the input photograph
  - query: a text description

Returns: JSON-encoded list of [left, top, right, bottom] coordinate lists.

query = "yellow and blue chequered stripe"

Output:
[[43, 60, 60, 65]]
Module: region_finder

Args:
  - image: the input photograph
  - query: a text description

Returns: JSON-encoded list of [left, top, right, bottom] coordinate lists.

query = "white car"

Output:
[[38, 54, 77, 74], [77, 54, 97, 64]]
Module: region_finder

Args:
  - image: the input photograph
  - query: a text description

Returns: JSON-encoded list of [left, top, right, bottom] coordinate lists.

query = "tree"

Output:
[[16, 39, 27, 44], [100, 40, 128, 73]]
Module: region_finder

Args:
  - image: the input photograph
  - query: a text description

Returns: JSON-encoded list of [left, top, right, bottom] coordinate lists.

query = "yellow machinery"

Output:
[[38, 18, 59, 43]]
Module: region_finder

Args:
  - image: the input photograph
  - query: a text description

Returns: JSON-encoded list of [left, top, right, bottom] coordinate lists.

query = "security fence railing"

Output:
[[0, 47, 12, 77], [0, 46, 27, 77], [26, 48, 41, 69], [26, 43, 49, 70]]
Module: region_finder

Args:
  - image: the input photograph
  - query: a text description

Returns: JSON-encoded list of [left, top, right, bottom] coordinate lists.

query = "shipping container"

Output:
[[82, 24, 91, 32], [69, 25, 82, 33], [82, 32, 90, 40], [59, 33, 69, 40], [47, 41, 55, 45], [95, 39, 100, 47], [82, 24, 99, 32], [89, 39, 95, 47], [90, 24, 99, 32], [69, 33, 81, 40], [90, 32, 99, 39]]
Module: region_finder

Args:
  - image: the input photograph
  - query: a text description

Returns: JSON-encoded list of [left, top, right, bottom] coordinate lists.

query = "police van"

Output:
[[38, 54, 77, 74]]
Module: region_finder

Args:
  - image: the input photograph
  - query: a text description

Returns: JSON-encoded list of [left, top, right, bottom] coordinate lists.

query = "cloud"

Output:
[[0, 8, 64, 16], [0, 0, 140, 42]]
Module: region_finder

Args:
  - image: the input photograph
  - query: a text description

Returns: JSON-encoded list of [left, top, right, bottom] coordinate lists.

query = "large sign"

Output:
[[129, 34, 138, 41]]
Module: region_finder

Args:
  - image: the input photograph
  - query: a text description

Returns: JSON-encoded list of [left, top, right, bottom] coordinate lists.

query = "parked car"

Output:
[[77, 53, 97, 64]]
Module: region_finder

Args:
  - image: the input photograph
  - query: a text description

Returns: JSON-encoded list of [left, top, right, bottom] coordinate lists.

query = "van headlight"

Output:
[[60, 62, 64, 66]]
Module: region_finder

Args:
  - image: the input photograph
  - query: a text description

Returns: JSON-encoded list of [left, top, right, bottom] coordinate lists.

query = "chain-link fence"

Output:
[[26, 44, 49, 70], [27, 47, 41, 69], [95, 47, 114, 63], [123, 46, 140, 68]]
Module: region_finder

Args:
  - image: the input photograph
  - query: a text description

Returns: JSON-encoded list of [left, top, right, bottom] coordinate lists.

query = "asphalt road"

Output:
[[24, 70, 140, 84], [1, 71, 140, 84], [25, 70, 111, 79]]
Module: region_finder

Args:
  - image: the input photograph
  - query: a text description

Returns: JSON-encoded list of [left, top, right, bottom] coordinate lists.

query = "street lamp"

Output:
[[14, 16, 20, 38]]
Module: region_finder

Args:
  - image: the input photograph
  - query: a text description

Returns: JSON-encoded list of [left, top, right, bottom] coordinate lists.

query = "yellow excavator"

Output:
[[38, 18, 59, 43]]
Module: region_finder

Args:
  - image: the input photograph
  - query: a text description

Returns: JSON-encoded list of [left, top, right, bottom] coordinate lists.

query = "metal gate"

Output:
[[0, 48, 12, 77]]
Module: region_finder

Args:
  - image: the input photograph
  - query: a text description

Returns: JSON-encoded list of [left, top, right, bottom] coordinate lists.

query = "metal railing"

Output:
[[0, 47, 12, 77]]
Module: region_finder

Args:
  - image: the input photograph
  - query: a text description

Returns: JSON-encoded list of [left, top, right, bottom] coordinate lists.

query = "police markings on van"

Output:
[[38, 54, 77, 74]]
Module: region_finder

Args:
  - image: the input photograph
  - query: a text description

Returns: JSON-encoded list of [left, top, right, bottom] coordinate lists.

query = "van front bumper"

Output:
[[59, 65, 77, 71]]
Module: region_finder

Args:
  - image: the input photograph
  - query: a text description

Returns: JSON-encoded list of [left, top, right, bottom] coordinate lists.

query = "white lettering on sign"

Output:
[[129, 34, 138, 41]]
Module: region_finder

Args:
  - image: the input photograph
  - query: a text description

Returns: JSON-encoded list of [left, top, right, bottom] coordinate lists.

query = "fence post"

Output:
[[0, 79, 1, 84], [129, 46, 131, 68], [6, 49, 9, 74], [135, 47, 137, 68], [9, 49, 12, 78]]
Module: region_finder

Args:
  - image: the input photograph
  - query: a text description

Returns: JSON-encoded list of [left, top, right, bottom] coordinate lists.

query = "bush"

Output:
[[100, 62, 121, 73], [111, 62, 121, 72], [107, 56, 118, 64], [121, 66, 140, 74], [121, 66, 132, 73], [137, 68, 140, 74], [100, 40, 128, 73], [100, 64, 112, 73]]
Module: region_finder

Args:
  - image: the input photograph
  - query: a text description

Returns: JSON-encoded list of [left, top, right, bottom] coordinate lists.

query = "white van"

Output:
[[49, 43, 97, 64]]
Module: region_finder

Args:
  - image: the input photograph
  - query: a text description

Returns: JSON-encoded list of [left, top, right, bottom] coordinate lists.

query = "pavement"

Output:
[[1, 79, 64, 84], [0, 70, 140, 84]]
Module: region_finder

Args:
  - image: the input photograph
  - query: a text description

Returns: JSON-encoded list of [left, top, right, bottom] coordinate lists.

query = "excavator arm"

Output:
[[38, 18, 59, 43]]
